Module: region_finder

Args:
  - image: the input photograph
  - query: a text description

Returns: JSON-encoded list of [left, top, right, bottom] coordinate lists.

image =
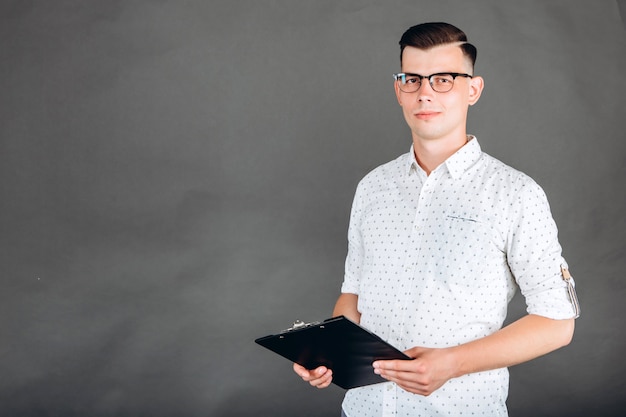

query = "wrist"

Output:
[[446, 345, 467, 379]]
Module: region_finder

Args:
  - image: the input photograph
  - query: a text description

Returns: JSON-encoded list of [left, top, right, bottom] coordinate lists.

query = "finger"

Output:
[[374, 366, 408, 381], [373, 359, 412, 372], [313, 366, 328, 376], [375, 370, 429, 395], [316, 377, 333, 389], [375, 365, 429, 388], [309, 368, 333, 388], [293, 363, 311, 379], [295, 365, 331, 383]]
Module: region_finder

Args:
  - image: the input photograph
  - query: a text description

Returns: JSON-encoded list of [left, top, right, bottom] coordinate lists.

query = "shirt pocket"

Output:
[[440, 213, 502, 289]]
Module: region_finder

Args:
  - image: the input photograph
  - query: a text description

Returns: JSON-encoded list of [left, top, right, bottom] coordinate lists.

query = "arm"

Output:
[[373, 314, 575, 396], [332, 293, 361, 323], [293, 293, 360, 388]]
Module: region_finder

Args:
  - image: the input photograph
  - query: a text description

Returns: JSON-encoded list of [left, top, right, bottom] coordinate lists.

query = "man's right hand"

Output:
[[293, 363, 333, 389], [292, 294, 358, 390]]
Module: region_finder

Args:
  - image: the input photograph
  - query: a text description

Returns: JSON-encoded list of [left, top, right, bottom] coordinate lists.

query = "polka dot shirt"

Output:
[[340, 137, 578, 417]]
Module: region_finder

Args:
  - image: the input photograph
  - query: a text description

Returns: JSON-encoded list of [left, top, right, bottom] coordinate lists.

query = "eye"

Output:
[[405, 77, 420, 85], [432, 75, 454, 85]]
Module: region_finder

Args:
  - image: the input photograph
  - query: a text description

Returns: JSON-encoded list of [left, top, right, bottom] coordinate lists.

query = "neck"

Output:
[[412, 134, 469, 175]]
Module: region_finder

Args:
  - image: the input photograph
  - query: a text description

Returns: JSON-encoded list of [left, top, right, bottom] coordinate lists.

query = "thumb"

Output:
[[314, 366, 328, 376], [404, 346, 427, 359]]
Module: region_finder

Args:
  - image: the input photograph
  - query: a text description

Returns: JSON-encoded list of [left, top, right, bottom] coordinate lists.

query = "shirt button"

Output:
[[387, 384, 393, 391]]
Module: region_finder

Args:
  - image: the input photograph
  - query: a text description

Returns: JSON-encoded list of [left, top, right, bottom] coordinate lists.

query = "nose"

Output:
[[416, 80, 435, 101]]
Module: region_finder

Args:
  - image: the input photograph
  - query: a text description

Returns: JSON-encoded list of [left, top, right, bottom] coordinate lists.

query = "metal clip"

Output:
[[281, 319, 320, 333]]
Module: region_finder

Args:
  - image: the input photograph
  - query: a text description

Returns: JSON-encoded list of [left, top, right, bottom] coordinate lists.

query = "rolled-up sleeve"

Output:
[[506, 179, 579, 319], [341, 182, 365, 295]]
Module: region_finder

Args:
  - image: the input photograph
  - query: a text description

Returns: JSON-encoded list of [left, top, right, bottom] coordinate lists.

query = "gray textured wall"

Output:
[[1, 1, 624, 416]]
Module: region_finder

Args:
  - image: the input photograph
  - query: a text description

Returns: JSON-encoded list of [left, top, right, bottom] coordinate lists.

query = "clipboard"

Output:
[[254, 316, 410, 389]]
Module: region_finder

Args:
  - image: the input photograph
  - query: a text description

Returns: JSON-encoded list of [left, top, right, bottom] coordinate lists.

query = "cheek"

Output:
[[401, 103, 416, 123], [441, 95, 468, 115], [397, 92, 411, 108]]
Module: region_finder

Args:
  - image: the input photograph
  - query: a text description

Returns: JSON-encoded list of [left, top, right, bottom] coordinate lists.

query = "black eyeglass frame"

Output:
[[393, 72, 473, 93]]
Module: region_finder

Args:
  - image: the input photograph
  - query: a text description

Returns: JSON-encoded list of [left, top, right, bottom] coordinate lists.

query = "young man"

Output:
[[294, 22, 580, 416]]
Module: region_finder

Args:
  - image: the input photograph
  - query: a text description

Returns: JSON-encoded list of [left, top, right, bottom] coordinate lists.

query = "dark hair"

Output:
[[399, 22, 477, 69]]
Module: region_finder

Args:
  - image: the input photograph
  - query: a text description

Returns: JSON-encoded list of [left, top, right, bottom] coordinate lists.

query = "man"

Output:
[[294, 22, 580, 416]]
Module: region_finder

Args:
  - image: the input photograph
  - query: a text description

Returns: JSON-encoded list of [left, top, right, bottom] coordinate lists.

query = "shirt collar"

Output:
[[406, 135, 482, 179], [406, 146, 420, 175]]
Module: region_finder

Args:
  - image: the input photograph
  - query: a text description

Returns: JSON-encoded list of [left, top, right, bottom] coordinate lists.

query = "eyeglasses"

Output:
[[393, 72, 473, 93]]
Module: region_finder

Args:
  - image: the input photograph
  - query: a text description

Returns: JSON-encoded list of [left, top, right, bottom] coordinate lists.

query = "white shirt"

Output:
[[341, 137, 578, 417]]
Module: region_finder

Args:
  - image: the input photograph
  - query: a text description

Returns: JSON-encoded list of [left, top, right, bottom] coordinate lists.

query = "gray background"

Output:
[[1, 1, 624, 416]]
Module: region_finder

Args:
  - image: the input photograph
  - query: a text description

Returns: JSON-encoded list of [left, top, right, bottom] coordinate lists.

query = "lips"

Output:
[[415, 110, 440, 120]]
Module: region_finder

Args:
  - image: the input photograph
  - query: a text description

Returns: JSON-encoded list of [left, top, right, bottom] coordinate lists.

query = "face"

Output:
[[395, 44, 484, 144]]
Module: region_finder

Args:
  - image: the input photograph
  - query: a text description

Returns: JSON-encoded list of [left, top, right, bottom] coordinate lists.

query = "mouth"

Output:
[[415, 111, 440, 120]]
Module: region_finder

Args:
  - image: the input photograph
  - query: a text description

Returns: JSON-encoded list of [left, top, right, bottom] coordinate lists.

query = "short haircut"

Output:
[[399, 22, 477, 70]]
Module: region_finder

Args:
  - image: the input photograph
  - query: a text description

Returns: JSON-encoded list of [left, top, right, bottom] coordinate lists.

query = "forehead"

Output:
[[401, 44, 470, 73]]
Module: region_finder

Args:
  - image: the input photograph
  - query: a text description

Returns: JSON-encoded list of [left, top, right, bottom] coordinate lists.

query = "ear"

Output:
[[394, 79, 403, 105], [468, 76, 484, 106]]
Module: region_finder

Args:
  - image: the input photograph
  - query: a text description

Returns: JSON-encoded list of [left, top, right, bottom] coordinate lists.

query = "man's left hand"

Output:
[[373, 346, 459, 396]]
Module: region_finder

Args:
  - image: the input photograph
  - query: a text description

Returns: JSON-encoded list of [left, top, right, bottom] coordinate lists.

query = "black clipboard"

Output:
[[254, 316, 410, 389]]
